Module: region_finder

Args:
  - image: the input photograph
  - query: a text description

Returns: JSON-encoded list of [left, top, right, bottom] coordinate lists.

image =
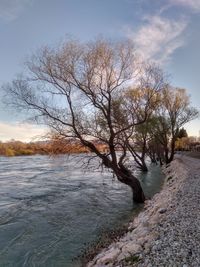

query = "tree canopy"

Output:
[[4, 38, 198, 203]]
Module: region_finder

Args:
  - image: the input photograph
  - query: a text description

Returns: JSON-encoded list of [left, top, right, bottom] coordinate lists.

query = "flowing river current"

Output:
[[0, 155, 164, 267]]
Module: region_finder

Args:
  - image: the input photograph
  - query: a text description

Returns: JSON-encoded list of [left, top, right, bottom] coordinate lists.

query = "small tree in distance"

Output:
[[177, 128, 188, 139], [148, 87, 198, 164]]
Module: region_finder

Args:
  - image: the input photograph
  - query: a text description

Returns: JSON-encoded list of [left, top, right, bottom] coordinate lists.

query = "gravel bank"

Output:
[[86, 155, 200, 267]]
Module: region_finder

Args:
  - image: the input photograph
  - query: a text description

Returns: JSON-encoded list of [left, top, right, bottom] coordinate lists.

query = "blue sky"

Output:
[[0, 0, 200, 141]]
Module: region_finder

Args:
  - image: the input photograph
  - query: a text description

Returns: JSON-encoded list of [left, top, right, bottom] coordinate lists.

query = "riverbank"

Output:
[[86, 155, 200, 266]]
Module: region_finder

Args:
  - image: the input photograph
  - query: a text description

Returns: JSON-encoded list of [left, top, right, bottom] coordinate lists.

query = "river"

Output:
[[0, 155, 164, 267]]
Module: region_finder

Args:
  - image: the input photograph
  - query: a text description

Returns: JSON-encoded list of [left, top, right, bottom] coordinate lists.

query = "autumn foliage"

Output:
[[0, 138, 108, 157]]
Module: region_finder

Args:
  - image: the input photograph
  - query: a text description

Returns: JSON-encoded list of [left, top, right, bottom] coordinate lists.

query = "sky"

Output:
[[0, 0, 200, 141]]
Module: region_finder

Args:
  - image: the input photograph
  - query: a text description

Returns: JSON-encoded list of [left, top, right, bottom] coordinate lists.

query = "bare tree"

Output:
[[119, 66, 165, 172], [4, 39, 165, 203]]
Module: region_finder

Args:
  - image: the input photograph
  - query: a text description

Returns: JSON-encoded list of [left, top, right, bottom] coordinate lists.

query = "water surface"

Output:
[[0, 155, 164, 266]]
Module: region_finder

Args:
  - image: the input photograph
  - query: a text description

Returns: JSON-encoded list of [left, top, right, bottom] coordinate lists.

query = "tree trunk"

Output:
[[130, 151, 149, 172], [159, 157, 163, 166], [102, 158, 145, 203], [136, 160, 148, 172], [168, 139, 175, 163], [129, 176, 146, 203], [140, 159, 148, 172], [117, 172, 145, 203], [164, 148, 171, 164], [150, 154, 157, 164]]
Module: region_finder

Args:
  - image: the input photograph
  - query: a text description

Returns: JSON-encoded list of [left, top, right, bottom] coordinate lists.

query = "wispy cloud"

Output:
[[169, 0, 200, 12], [0, 122, 46, 142], [0, 0, 32, 22], [127, 15, 188, 64]]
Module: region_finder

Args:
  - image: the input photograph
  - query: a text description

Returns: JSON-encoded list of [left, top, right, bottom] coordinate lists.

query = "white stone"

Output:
[[121, 242, 142, 254], [96, 248, 120, 265]]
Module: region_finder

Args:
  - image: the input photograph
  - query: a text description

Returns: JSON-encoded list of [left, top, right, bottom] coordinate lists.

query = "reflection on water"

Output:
[[0, 155, 164, 266]]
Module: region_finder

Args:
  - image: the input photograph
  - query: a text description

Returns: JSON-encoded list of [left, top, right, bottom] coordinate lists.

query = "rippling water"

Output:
[[0, 155, 164, 267]]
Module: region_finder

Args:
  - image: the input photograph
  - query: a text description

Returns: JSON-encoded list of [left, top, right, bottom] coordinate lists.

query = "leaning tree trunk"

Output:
[[100, 156, 145, 203], [116, 169, 145, 203], [126, 174, 145, 203]]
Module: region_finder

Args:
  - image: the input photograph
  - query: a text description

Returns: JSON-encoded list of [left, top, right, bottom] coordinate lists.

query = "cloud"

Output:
[[127, 15, 188, 64], [0, 0, 32, 21], [169, 0, 200, 12], [0, 122, 47, 142]]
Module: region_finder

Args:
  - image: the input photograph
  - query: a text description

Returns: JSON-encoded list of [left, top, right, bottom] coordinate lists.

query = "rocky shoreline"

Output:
[[86, 155, 200, 267]]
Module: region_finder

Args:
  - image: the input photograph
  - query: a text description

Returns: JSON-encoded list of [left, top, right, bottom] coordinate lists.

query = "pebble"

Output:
[[137, 155, 200, 267], [87, 155, 200, 267]]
